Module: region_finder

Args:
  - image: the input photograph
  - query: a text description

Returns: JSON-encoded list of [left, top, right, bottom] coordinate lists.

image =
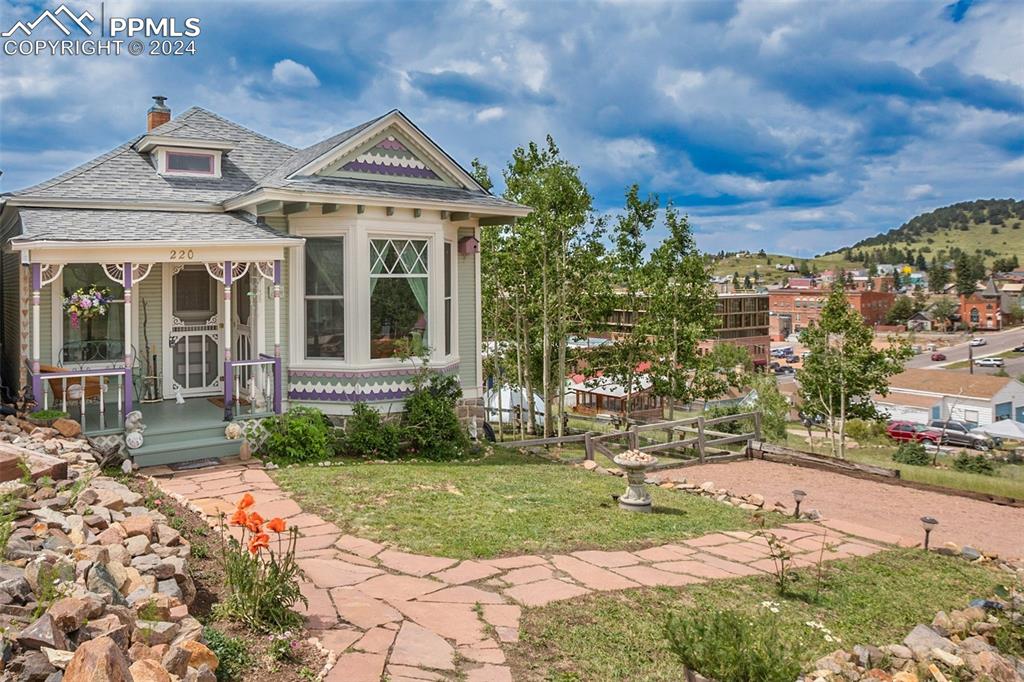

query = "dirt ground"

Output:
[[654, 460, 1024, 560]]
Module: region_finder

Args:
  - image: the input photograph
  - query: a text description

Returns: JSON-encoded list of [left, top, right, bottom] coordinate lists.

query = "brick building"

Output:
[[768, 288, 897, 341]]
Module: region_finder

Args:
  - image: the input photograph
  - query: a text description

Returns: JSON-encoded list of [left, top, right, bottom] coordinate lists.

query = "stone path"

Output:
[[144, 459, 899, 682]]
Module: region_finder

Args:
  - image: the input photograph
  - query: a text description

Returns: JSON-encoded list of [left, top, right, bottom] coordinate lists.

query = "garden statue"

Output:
[[175, 387, 185, 404], [124, 410, 146, 450], [468, 416, 478, 441], [224, 422, 243, 440]]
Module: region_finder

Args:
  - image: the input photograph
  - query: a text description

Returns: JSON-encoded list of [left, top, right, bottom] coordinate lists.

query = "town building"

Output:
[[0, 99, 529, 466], [959, 279, 1008, 331], [605, 292, 771, 366], [768, 288, 897, 340], [873, 369, 1024, 425]]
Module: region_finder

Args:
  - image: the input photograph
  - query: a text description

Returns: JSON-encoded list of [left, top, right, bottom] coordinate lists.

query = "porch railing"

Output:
[[26, 361, 132, 434], [223, 354, 281, 420]]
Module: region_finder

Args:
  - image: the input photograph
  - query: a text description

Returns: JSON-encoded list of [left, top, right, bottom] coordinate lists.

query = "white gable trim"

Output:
[[289, 111, 487, 192], [222, 188, 531, 218]]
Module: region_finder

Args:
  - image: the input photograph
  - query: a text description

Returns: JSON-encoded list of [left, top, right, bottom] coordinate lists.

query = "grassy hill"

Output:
[[820, 199, 1024, 267], [709, 199, 1023, 286]]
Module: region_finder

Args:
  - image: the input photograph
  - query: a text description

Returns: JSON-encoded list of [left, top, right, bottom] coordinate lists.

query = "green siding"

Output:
[[138, 264, 163, 379], [457, 231, 478, 391], [0, 250, 21, 390], [40, 281, 53, 365]]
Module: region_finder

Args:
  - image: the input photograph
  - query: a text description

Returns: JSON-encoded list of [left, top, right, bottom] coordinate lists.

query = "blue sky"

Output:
[[1, 0, 1022, 256]]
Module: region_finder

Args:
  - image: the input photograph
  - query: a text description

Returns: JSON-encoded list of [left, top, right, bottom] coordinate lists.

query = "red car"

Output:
[[886, 420, 942, 445], [930, 352, 946, 361]]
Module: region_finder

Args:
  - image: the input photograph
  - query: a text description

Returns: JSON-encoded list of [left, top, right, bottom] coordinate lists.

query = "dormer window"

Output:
[[135, 134, 234, 179], [166, 151, 215, 175], [152, 146, 223, 178]]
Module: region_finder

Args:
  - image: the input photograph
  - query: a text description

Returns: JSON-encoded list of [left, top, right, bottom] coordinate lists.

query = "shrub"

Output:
[[665, 607, 803, 682], [28, 409, 68, 422], [343, 403, 402, 459], [261, 407, 334, 464], [704, 405, 746, 435], [403, 373, 469, 461], [952, 451, 996, 476], [218, 494, 307, 632], [893, 441, 931, 466], [845, 418, 887, 444], [204, 627, 252, 682]]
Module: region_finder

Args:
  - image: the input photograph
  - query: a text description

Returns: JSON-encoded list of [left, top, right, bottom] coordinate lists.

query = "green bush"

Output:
[[404, 373, 469, 461], [893, 441, 931, 466], [845, 418, 887, 444], [203, 627, 252, 681], [343, 403, 403, 459], [704, 405, 747, 435], [261, 407, 334, 464], [665, 608, 803, 682], [28, 409, 68, 421], [952, 452, 996, 476]]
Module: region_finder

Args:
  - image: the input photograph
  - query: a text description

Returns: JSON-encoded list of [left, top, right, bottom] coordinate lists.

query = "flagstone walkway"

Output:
[[144, 459, 900, 682]]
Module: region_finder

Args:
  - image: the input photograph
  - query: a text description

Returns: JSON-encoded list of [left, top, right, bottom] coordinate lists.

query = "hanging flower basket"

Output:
[[63, 285, 111, 329]]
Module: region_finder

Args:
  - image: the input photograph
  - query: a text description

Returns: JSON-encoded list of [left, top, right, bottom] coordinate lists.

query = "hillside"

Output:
[[821, 198, 1024, 267]]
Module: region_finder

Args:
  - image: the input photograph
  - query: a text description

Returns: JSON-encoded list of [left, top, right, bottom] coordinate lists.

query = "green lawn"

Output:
[[782, 433, 1024, 499], [508, 550, 1009, 682], [270, 449, 768, 559]]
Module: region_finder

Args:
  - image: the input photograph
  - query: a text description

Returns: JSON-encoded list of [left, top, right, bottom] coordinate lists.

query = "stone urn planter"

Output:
[[613, 450, 658, 512]]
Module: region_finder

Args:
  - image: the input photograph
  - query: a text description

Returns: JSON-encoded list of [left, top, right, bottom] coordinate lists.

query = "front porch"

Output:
[[18, 245, 292, 460]]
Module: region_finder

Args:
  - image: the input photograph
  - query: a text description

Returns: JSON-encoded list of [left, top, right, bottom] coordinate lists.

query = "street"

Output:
[[907, 326, 1024, 375]]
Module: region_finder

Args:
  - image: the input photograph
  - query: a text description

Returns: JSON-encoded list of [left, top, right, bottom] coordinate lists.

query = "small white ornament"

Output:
[[175, 387, 185, 404], [224, 422, 242, 440], [125, 431, 144, 449], [121, 459, 134, 474]]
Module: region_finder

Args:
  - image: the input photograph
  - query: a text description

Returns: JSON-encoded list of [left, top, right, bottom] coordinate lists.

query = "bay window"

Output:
[[61, 264, 125, 363], [370, 238, 428, 359], [304, 238, 345, 359]]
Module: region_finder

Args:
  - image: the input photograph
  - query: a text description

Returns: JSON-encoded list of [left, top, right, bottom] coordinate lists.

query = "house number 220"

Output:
[[169, 249, 195, 260]]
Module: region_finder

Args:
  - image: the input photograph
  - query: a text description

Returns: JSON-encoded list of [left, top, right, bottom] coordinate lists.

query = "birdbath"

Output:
[[613, 450, 658, 513]]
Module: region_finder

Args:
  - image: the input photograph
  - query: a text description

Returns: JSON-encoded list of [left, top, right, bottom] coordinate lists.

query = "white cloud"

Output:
[[475, 106, 506, 123], [271, 59, 320, 88], [603, 137, 656, 169], [905, 183, 936, 200]]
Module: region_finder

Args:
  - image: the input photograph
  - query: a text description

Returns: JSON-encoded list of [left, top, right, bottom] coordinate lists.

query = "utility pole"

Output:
[[968, 343, 973, 375]]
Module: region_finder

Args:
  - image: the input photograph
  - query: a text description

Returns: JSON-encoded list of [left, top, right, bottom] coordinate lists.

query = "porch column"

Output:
[[273, 259, 282, 414], [123, 263, 133, 415], [30, 263, 42, 405], [223, 261, 233, 421]]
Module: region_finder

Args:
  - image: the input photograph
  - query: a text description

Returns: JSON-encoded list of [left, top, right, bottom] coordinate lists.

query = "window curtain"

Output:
[[398, 242, 428, 315]]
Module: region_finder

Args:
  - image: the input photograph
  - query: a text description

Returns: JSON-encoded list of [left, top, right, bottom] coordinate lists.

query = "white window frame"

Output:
[[154, 146, 223, 179], [303, 236, 346, 361], [368, 236, 431, 363], [50, 265, 137, 368]]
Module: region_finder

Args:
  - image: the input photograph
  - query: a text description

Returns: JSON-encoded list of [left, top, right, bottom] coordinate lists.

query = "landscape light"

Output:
[[921, 516, 939, 550], [792, 489, 807, 518]]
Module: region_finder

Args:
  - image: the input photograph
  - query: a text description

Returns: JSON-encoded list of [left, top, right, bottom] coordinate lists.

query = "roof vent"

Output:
[[147, 96, 171, 131]]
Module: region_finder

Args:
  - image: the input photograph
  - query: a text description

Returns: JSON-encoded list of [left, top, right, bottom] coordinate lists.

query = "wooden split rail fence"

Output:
[[496, 411, 762, 471]]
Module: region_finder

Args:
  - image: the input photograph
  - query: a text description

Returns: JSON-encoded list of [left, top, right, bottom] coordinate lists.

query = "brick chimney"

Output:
[[147, 96, 170, 131]]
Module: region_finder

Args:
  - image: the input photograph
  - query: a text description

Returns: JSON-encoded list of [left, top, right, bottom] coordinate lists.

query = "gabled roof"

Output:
[[887, 368, 1016, 400], [5, 107, 529, 216]]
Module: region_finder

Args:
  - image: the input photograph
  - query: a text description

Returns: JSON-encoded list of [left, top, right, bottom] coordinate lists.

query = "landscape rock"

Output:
[[178, 640, 218, 671], [63, 636, 131, 682], [129, 658, 173, 682], [17, 615, 68, 651]]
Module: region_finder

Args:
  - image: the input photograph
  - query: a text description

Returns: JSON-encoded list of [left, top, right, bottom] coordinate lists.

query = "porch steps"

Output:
[[131, 421, 240, 468]]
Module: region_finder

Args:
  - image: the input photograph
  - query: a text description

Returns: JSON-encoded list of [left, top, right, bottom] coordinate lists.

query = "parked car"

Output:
[[975, 357, 1005, 367], [1012, 345, 1024, 353], [930, 352, 946, 361], [786, 355, 800, 364], [886, 420, 943, 445], [928, 420, 994, 450], [769, 361, 780, 370], [970, 337, 987, 347], [774, 365, 795, 375]]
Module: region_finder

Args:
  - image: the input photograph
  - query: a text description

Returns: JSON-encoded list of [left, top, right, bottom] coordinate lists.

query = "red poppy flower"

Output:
[[248, 533, 270, 554], [237, 493, 255, 510], [245, 512, 264, 533], [266, 517, 287, 533], [229, 509, 248, 527]]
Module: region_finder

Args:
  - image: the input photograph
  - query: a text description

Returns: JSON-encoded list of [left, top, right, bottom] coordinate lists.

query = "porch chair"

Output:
[[39, 363, 107, 406]]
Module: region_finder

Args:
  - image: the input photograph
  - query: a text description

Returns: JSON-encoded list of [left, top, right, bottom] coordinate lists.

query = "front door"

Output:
[[166, 265, 221, 398]]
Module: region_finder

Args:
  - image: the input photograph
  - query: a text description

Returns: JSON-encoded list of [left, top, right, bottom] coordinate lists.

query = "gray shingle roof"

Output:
[[9, 108, 295, 204], [13, 208, 300, 243], [6, 107, 529, 216], [270, 175, 529, 212]]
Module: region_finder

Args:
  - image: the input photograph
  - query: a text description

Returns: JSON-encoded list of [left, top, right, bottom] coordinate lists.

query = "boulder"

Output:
[[161, 645, 191, 677], [41, 646, 74, 669], [125, 535, 151, 557], [52, 419, 82, 439], [903, 624, 955, 657], [17, 615, 68, 651], [177, 639, 218, 671], [134, 620, 179, 646], [121, 516, 153, 540], [47, 597, 92, 632], [87, 564, 127, 606], [63, 636, 131, 682], [129, 658, 172, 682], [11, 650, 56, 681]]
